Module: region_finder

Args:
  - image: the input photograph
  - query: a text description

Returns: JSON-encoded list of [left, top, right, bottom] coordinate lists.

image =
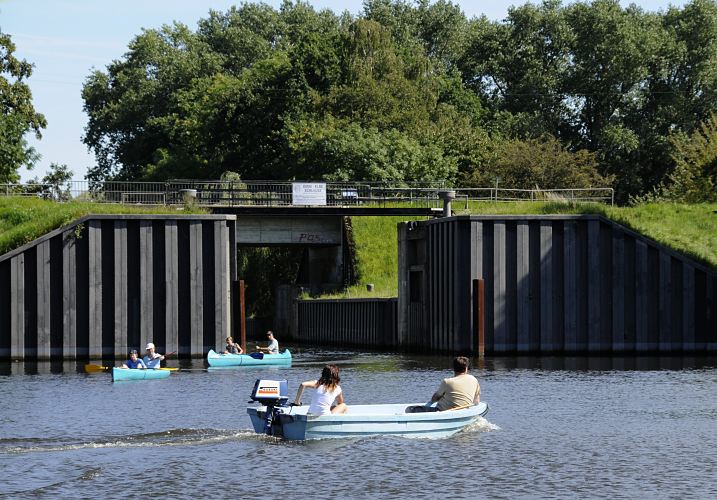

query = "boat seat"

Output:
[[405, 405, 439, 413]]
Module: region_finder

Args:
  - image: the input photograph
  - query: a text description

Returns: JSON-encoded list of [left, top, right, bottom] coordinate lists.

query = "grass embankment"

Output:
[[321, 202, 717, 299], [0, 197, 205, 256]]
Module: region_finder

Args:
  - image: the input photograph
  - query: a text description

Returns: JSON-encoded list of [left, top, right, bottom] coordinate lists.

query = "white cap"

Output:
[[145, 342, 155, 350]]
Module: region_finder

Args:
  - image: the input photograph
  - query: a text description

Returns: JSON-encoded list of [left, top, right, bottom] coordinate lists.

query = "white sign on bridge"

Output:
[[292, 182, 326, 206]]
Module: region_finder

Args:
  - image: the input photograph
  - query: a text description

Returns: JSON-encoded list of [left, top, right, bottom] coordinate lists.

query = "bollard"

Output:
[[179, 189, 197, 206], [438, 190, 456, 217]]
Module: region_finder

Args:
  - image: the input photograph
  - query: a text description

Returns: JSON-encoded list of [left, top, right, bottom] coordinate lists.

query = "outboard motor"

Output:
[[249, 379, 289, 435]]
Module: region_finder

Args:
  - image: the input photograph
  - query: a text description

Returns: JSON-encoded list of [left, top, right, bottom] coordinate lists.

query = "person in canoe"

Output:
[[223, 336, 244, 355], [121, 349, 146, 369], [143, 342, 165, 369], [408, 356, 480, 413], [292, 364, 348, 415], [256, 331, 279, 355]]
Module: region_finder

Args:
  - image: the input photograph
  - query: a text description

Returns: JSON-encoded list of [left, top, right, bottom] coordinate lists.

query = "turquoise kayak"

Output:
[[112, 367, 171, 382], [206, 349, 292, 367]]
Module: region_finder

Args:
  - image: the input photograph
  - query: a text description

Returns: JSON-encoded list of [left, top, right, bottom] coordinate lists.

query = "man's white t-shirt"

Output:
[[143, 354, 161, 369], [267, 339, 279, 354], [308, 384, 342, 415]]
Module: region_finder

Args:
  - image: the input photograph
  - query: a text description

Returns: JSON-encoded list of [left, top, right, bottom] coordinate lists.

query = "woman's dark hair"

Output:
[[453, 356, 469, 373], [317, 364, 341, 391]]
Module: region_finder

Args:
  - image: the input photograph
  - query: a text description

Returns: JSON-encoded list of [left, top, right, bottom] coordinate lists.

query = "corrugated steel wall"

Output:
[[296, 298, 397, 348], [399, 215, 717, 354], [0, 215, 236, 360]]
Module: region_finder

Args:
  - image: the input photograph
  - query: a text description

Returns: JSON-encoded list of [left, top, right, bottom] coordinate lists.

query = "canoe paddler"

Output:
[[143, 342, 165, 369], [256, 331, 279, 355], [122, 349, 146, 369], [223, 336, 244, 355]]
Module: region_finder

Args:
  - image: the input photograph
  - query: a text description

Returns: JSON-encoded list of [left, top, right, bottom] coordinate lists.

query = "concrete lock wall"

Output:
[[0, 215, 237, 360], [398, 215, 717, 354]]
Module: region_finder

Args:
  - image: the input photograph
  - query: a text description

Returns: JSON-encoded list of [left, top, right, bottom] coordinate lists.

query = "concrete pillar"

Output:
[[36, 240, 51, 360], [516, 221, 530, 352], [88, 220, 103, 358], [10, 254, 25, 360], [114, 221, 128, 359], [189, 221, 203, 355], [164, 221, 179, 354], [62, 230, 77, 359], [139, 221, 154, 345]]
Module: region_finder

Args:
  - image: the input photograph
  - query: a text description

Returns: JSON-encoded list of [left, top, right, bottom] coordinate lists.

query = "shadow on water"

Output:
[[1, 344, 717, 375]]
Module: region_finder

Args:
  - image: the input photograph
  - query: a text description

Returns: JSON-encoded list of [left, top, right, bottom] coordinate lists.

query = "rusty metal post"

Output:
[[239, 280, 247, 354], [474, 279, 485, 357], [231, 279, 247, 353]]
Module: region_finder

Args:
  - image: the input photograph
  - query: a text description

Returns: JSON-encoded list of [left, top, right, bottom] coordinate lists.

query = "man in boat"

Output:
[[143, 342, 165, 369], [223, 336, 244, 355], [256, 331, 279, 355], [122, 349, 146, 369], [409, 356, 480, 412], [431, 356, 480, 410]]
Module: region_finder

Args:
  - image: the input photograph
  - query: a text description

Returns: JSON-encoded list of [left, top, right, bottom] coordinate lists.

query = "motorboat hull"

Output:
[[247, 402, 489, 440]]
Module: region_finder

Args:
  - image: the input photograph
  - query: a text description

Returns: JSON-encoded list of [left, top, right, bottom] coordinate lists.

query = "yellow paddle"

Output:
[[84, 364, 109, 373], [85, 365, 178, 373], [85, 351, 179, 373]]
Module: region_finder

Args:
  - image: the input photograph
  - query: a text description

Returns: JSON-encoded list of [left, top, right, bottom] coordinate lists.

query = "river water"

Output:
[[1, 347, 716, 499]]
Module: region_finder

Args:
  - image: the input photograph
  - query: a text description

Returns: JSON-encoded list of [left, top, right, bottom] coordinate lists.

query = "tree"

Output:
[[0, 30, 46, 183], [460, 0, 574, 139], [42, 163, 74, 200], [462, 135, 613, 191], [660, 113, 717, 202]]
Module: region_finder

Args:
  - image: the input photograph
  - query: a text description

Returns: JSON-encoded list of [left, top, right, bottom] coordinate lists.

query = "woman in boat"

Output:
[[121, 349, 146, 369], [223, 336, 244, 355], [292, 364, 348, 415]]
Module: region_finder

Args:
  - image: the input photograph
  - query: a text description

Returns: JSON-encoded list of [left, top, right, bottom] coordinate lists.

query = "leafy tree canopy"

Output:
[[0, 30, 46, 183], [82, 0, 717, 201]]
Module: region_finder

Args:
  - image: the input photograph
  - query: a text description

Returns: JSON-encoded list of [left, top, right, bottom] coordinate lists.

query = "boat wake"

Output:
[[461, 416, 500, 433], [0, 428, 258, 454]]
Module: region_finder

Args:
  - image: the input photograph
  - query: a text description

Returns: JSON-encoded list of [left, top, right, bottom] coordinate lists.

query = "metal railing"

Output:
[[0, 181, 614, 207]]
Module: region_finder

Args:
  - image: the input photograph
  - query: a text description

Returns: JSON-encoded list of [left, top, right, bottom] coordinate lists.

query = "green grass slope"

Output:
[[0, 197, 205, 256], [324, 202, 717, 299], [2, 198, 714, 301]]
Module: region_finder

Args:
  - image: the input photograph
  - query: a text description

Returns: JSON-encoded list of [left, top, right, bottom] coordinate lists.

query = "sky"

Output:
[[0, 0, 689, 182]]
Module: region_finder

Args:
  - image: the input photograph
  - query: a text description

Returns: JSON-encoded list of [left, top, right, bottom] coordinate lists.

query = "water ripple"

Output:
[[0, 428, 255, 454]]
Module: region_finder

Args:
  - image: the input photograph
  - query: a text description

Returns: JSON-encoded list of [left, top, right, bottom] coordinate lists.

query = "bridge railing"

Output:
[[0, 181, 614, 206]]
